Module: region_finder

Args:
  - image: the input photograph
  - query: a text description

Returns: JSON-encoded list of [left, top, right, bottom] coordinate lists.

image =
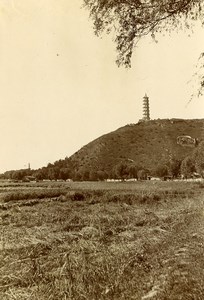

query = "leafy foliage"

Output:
[[192, 141, 204, 177], [179, 141, 204, 178], [180, 155, 196, 178], [167, 158, 182, 177], [137, 168, 149, 180], [154, 165, 169, 177], [190, 52, 204, 99], [112, 161, 141, 179], [84, 0, 204, 67]]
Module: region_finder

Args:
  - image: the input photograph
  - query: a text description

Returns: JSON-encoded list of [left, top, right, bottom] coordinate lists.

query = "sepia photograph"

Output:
[[0, 0, 204, 299]]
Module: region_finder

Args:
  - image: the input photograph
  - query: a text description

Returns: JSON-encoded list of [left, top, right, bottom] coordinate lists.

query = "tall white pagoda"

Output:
[[142, 94, 150, 121]]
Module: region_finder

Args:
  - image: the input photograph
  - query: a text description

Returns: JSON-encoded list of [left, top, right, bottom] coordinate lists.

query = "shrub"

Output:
[[66, 191, 86, 201], [107, 193, 135, 205]]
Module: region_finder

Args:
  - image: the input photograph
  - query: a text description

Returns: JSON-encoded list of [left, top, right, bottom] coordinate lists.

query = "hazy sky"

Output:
[[0, 0, 203, 172]]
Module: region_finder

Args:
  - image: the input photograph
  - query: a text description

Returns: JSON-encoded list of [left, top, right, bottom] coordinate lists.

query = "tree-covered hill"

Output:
[[2, 119, 204, 181], [68, 118, 204, 179]]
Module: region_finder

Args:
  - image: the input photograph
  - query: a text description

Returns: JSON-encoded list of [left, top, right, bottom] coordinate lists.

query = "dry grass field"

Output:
[[0, 180, 204, 299]]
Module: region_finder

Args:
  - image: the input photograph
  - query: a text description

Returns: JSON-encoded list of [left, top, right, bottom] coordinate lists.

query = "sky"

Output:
[[0, 0, 203, 172]]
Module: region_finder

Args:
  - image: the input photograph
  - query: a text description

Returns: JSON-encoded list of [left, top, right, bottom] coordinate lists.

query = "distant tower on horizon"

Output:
[[142, 94, 150, 121]]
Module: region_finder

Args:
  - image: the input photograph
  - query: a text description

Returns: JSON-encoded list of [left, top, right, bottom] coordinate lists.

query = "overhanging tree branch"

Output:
[[84, 0, 203, 67]]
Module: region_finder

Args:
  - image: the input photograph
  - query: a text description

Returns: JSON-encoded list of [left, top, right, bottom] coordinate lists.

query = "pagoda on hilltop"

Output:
[[138, 94, 151, 122], [142, 94, 150, 121]]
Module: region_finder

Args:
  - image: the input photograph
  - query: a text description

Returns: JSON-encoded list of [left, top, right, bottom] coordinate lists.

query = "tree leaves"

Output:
[[190, 52, 204, 100], [84, 0, 204, 67]]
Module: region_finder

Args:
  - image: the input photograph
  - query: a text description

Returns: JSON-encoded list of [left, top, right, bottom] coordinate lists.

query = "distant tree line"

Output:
[[2, 168, 33, 181], [1, 142, 204, 182]]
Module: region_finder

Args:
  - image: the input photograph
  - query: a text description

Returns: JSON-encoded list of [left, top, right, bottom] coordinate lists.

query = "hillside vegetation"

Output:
[[2, 119, 204, 181], [69, 119, 204, 175]]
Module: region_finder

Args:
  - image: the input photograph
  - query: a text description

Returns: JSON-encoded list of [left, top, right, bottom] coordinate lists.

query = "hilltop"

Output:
[[69, 119, 204, 177]]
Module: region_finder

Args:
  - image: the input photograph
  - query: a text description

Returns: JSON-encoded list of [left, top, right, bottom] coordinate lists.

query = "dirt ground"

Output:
[[0, 181, 204, 299]]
